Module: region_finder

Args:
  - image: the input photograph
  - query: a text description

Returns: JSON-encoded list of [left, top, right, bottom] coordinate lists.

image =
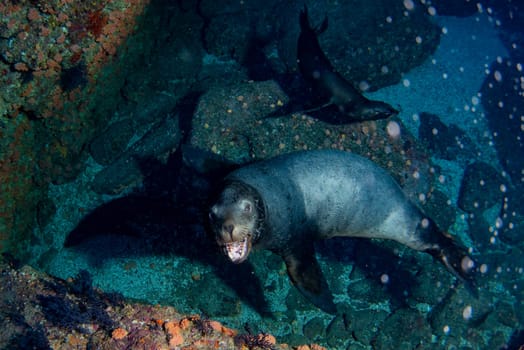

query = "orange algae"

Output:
[[14, 62, 29, 71], [208, 320, 237, 337], [87, 9, 108, 38], [164, 321, 184, 347], [111, 327, 128, 340], [27, 7, 40, 21]]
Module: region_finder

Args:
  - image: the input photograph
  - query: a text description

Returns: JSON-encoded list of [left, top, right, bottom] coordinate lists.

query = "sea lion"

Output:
[[209, 150, 476, 313], [297, 6, 398, 121]]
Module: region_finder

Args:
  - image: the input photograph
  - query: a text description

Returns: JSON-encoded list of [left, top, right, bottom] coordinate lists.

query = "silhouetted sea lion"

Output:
[[209, 150, 476, 313], [297, 6, 398, 121]]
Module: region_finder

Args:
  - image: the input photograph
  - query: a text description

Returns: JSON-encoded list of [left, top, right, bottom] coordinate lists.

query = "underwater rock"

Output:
[[285, 287, 317, 314], [422, 189, 457, 232], [91, 114, 181, 194], [499, 216, 524, 246], [428, 287, 494, 346], [457, 161, 506, 214], [274, 1, 440, 89], [302, 317, 325, 342], [372, 308, 432, 349], [480, 58, 524, 193], [190, 80, 289, 163], [466, 213, 499, 251], [325, 314, 351, 348], [89, 119, 136, 166], [342, 306, 389, 346], [200, 0, 439, 89], [0, 258, 313, 349], [418, 112, 478, 161]]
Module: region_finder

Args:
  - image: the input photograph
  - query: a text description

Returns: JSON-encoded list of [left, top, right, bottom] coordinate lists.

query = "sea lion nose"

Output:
[[223, 224, 234, 235]]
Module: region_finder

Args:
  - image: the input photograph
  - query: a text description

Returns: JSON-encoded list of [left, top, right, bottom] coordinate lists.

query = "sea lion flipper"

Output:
[[283, 245, 337, 314]]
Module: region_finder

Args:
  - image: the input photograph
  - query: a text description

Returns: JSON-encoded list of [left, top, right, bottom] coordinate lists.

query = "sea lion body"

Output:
[[296, 7, 398, 121], [209, 150, 475, 313]]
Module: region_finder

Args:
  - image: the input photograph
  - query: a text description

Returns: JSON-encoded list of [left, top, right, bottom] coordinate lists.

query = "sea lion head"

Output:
[[209, 181, 264, 263], [345, 100, 398, 121]]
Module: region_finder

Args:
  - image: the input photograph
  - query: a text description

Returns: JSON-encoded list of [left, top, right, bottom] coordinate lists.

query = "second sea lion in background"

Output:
[[297, 6, 398, 122]]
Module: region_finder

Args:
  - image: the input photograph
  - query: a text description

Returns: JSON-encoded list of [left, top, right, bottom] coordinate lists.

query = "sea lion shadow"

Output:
[[63, 94, 271, 316], [63, 155, 271, 316], [317, 238, 419, 306]]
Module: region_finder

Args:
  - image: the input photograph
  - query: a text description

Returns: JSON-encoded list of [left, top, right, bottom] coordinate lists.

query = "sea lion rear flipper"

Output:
[[283, 245, 337, 314], [420, 221, 478, 296]]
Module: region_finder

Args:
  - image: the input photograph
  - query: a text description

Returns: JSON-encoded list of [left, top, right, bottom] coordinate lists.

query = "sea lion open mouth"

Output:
[[223, 237, 250, 263]]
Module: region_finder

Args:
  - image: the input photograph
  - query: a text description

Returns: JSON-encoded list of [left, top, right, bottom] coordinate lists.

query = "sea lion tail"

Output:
[[426, 232, 478, 296], [418, 219, 478, 295]]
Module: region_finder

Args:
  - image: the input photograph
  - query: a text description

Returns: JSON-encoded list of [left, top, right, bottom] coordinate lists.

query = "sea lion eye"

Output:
[[240, 199, 252, 214]]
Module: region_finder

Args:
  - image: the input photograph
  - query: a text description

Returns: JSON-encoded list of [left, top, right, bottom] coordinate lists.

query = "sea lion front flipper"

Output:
[[283, 244, 337, 314]]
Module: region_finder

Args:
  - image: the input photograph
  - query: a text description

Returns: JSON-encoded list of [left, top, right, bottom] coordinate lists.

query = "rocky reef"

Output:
[[1, 0, 523, 349]]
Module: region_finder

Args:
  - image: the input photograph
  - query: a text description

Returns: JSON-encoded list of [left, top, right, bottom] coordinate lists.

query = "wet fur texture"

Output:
[[210, 150, 476, 313]]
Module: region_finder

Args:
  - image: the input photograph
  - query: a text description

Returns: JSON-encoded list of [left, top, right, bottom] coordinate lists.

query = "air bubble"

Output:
[[403, 79, 411, 87], [480, 264, 488, 273], [403, 0, 415, 10], [427, 6, 436, 16], [494, 70, 503, 82], [359, 81, 370, 91], [386, 121, 401, 138], [462, 306, 473, 320], [380, 274, 389, 284], [461, 256, 475, 271], [476, 3, 483, 13], [443, 325, 450, 334]]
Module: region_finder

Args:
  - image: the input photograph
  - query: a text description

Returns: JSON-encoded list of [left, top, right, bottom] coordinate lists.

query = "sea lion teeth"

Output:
[[224, 238, 249, 263]]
